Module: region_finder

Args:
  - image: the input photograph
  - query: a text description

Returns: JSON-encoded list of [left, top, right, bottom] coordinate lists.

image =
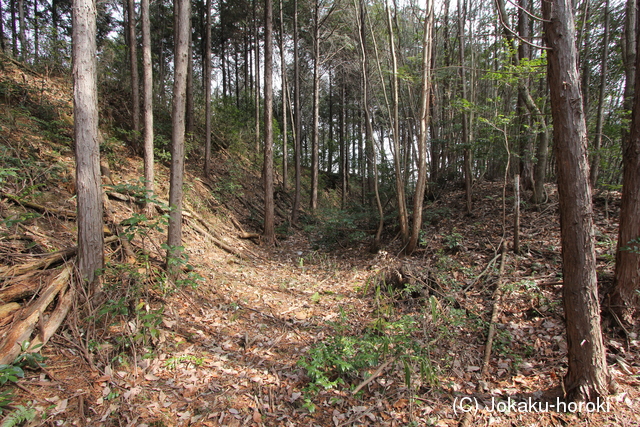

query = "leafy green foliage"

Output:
[[621, 237, 640, 254], [0, 167, 18, 184], [0, 343, 45, 415], [161, 243, 204, 290], [164, 355, 204, 370], [306, 206, 371, 250], [442, 229, 464, 253], [0, 403, 36, 427], [298, 315, 437, 404], [2, 212, 42, 229], [0, 365, 24, 386]]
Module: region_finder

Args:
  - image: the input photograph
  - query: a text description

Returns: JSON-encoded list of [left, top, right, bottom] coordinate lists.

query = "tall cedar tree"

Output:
[[204, 0, 212, 176], [166, 0, 191, 277], [611, 0, 640, 324], [263, 0, 276, 243], [291, 0, 302, 225], [127, 0, 140, 150], [543, 0, 611, 401], [73, 0, 104, 293]]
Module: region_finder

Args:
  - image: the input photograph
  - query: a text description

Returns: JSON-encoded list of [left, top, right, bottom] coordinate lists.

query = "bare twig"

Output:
[[352, 358, 395, 395]]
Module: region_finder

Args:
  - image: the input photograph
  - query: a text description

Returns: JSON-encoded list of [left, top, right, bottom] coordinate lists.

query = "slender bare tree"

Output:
[[278, 0, 288, 191], [127, 0, 140, 149], [589, 0, 610, 188], [141, 0, 154, 215], [310, 0, 320, 212], [386, 0, 409, 243], [263, 0, 276, 244], [405, 0, 434, 254], [291, 0, 302, 224], [204, 0, 212, 176]]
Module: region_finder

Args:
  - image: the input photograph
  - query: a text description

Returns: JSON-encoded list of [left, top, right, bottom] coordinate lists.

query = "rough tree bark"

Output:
[[386, 0, 409, 244], [278, 0, 288, 191], [458, 0, 472, 214], [127, 0, 140, 149], [610, 0, 640, 325], [291, 0, 302, 225], [589, 0, 610, 188], [73, 0, 103, 294], [405, 0, 433, 254], [263, 0, 275, 244], [543, 0, 611, 402], [141, 0, 155, 214], [204, 0, 212, 176], [310, 0, 320, 212], [166, 0, 191, 278], [356, 0, 383, 250]]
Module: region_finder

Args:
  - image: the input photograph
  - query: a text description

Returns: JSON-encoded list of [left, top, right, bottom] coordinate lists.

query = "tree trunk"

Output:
[[10, 0, 17, 57], [166, 0, 191, 278], [73, 0, 104, 294], [263, 0, 275, 244], [141, 0, 154, 214], [291, 0, 302, 225], [33, 0, 39, 62], [0, 0, 4, 52], [589, 0, 610, 188], [278, 0, 288, 191], [458, 0, 472, 214], [340, 78, 348, 208], [310, 0, 320, 212], [610, 0, 640, 325], [127, 0, 140, 150], [204, 0, 212, 176], [386, 0, 409, 243], [356, 0, 383, 249], [18, 0, 26, 60], [220, 3, 227, 98], [253, 0, 261, 155], [405, 0, 433, 254], [517, 0, 535, 192], [543, 0, 611, 402], [186, 36, 194, 140]]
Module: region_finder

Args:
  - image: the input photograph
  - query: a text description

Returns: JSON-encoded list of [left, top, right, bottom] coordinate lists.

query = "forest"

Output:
[[0, 0, 639, 424]]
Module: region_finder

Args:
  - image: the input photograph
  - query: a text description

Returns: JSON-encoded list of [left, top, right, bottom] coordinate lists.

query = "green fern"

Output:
[[1, 404, 36, 427]]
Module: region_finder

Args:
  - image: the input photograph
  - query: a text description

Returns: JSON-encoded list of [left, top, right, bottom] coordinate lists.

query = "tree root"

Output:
[[0, 265, 72, 364]]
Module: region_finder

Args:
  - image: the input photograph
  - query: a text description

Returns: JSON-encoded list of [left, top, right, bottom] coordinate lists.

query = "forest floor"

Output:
[[1, 56, 640, 427]]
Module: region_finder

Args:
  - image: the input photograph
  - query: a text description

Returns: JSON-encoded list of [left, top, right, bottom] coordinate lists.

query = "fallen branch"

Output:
[[480, 245, 508, 379], [182, 202, 262, 259], [1, 191, 76, 220], [460, 245, 507, 427], [0, 265, 72, 364], [0, 302, 20, 320], [29, 281, 75, 351], [0, 236, 118, 279], [462, 251, 502, 293], [238, 232, 261, 240], [0, 276, 43, 303], [352, 358, 395, 395], [0, 247, 77, 278], [185, 217, 251, 259]]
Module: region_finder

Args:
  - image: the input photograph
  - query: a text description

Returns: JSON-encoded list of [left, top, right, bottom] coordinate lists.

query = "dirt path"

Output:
[[7, 184, 640, 427]]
